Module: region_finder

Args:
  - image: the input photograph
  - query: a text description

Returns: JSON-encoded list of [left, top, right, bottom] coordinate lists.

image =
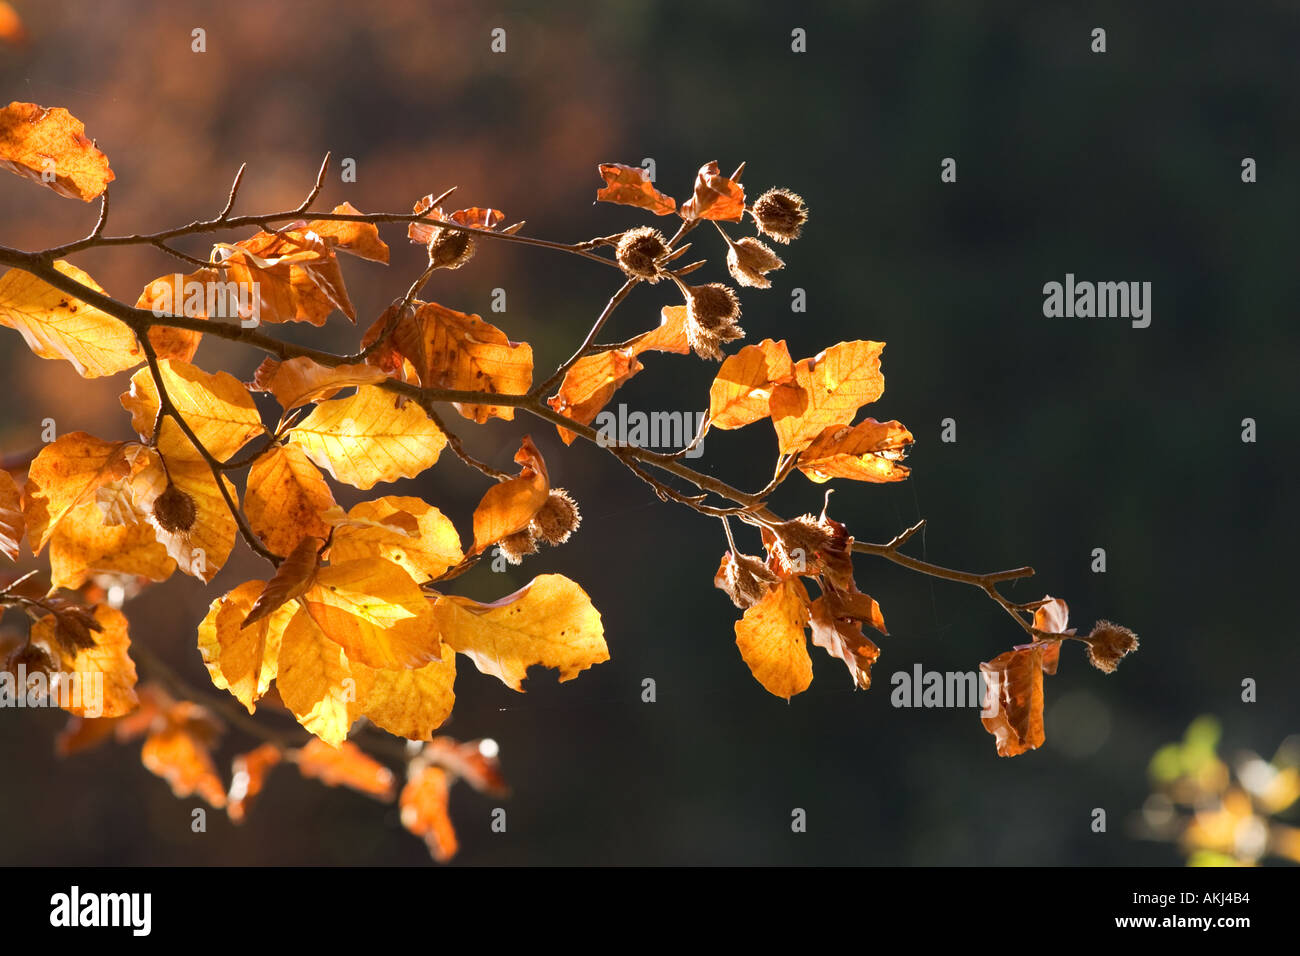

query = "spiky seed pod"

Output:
[[152, 483, 197, 535], [726, 236, 784, 289], [427, 226, 476, 270], [1084, 621, 1139, 673], [773, 514, 835, 560], [715, 551, 780, 610], [615, 226, 669, 282], [682, 282, 744, 360], [751, 188, 808, 244], [530, 489, 581, 546], [497, 529, 539, 565]]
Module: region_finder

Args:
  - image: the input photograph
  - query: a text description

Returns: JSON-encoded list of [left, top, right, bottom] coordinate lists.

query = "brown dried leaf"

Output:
[[595, 163, 676, 216]]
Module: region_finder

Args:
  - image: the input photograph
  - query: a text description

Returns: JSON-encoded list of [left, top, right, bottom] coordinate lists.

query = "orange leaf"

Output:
[[401, 765, 458, 862], [770, 341, 887, 455], [136, 269, 219, 363], [302, 558, 441, 669], [328, 496, 462, 583], [708, 338, 795, 430], [0, 102, 113, 200], [980, 645, 1049, 757], [294, 738, 396, 799], [245, 444, 339, 557], [120, 359, 265, 463], [680, 161, 745, 222], [276, 608, 360, 747], [391, 301, 533, 424], [243, 536, 322, 627], [469, 436, 549, 555], [350, 650, 456, 741], [250, 355, 387, 412], [734, 577, 814, 699], [140, 700, 226, 807], [0, 468, 25, 560], [127, 447, 238, 582], [0, 261, 142, 377], [29, 604, 138, 718], [808, 589, 884, 690], [306, 202, 390, 263], [21, 432, 130, 554], [218, 228, 355, 325], [197, 578, 296, 713], [595, 163, 676, 216], [426, 736, 508, 796], [796, 418, 913, 483], [228, 743, 283, 824]]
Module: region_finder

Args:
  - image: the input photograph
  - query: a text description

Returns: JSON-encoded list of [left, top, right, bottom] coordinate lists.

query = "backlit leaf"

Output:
[[796, 418, 913, 483], [980, 645, 1048, 757], [770, 341, 887, 455], [468, 436, 548, 555], [734, 577, 813, 699], [679, 160, 745, 222], [303, 558, 440, 669], [595, 162, 676, 216], [294, 738, 395, 799], [276, 607, 361, 747], [401, 765, 457, 861], [196, 579, 296, 713], [250, 355, 387, 413], [121, 359, 265, 463], [435, 574, 606, 691], [0, 102, 113, 200], [328, 496, 462, 582], [29, 604, 138, 718], [245, 444, 339, 557], [708, 338, 794, 430]]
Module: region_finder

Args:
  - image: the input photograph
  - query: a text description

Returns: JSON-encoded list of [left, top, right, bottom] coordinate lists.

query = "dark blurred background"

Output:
[[1, 0, 1296, 865]]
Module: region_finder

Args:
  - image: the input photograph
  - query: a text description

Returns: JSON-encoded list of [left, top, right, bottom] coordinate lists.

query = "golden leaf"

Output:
[[0, 468, 24, 560], [245, 444, 339, 557], [770, 341, 886, 455], [303, 558, 440, 669], [276, 607, 361, 747], [469, 436, 549, 555], [197, 579, 296, 713], [708, 338, 794, 430], [30, 605, 138, 718], [288, 385, 446, 490], [734, 577, 813, 699], [401, 765, 458, 861], [0, 102, 113, 200], [328, 496, 462, 583], [250, 355, 387, 412], [351, 652, 456, 741], [796, 418, 913, 483], [0, 261, 141, 377], [120, 359, 265, 463], [434, 573, 607, 691], [22, 431, 131, 554]]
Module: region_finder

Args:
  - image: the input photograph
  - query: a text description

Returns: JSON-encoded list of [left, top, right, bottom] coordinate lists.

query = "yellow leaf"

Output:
[[128, 448, 237, 582], [434, 573, 607, 691], [30, 605, 138, 718], [352, 651, 456, 740], [0, 102, 113, 200], [469, 436, 548, 555], [770, 341, 886, 455], [245, 444, 339, 557], [250, 355, 387, 412], [329, 496, 462, 582], [796, 419, 913, 483], [303, 558, 440, 669], [120, 359, 265, 463], [196, 580, 295, 713], [48, 495, 175, 590], [0, 468, 23, 560], [0, 261, 141, 377], [708, 338, 794, 430], [734, 578, 813, 699], [276, 607, 360, 747], [391, 301, 533, 424], [22, 431, 131, 553], [288, 385, 446, 490]]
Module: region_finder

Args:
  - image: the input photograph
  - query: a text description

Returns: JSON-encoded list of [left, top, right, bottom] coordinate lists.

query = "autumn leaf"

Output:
[[276, 607, 361, 747], [306, 202, 390, 263], [197, 579, 296, 713], [546, 306, 690, 444], [329, 496, 462, 582], [434, 573, 607, 691], [228, 743, 283, 824], [22, 432, 131, 554], [351, 651, 456, 741], [980, 645, 1048, 757], [469, 436, 549, 555], [244, 536, 323, 626], [303, 558, 440, 669], [0, 102, 113, 200], [245, 444, 339, 557], [679, 161, 745, 222], [288, 384, 446, 490], [768, 341, 886, 455], [29, 605, 138, 718], [796, 418, 913, 483], [734, 577, 813, 699], [0, 261, 142, 377], [808, 588, 885, 690], [136, 268, 218, 363], [128, 448, 238, 582], [0, 468, 25, 560], [48, 493, 175, 590], [120, 359, 265, 463], [140, 700, 226, 807], [595, 162, 676, 216], [217, 228, 355, 326], [294, 738, 396, 799], [390, 301, 533, 423], [401, 765, 457, 862], [250, 355, 387, 413], [425, 736, 508, 796], [1031, 597, 1073, 675], [708, 338, 795, 430]]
